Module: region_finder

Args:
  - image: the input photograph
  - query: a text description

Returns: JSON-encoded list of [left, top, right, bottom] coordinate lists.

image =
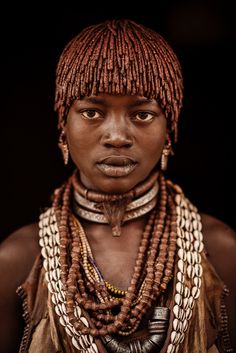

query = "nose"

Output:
[[101, 116, 133, 148]]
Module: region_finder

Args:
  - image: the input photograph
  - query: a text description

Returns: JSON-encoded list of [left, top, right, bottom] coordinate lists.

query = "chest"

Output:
[[82, 219, 146, 291]]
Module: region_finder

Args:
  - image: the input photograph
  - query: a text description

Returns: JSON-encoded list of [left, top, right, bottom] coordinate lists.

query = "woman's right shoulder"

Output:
[[0, 223, 42, 352], [0, 223, 41, 288]]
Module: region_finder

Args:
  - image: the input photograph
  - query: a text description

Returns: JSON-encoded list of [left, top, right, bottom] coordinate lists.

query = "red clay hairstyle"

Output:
[[55, 19, 184, 141]]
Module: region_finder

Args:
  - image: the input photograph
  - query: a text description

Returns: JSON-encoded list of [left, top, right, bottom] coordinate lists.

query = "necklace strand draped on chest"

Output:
[[38, 171, 204, 353]]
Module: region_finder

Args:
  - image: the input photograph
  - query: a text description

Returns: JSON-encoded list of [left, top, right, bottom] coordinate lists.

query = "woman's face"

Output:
[[65, 93, 167, 194]]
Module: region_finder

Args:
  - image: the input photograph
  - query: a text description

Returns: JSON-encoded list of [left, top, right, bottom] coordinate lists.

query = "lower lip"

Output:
[[96, 163, 137, 177]]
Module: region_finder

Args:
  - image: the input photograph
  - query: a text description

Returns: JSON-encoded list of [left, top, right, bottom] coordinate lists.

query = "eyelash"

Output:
[[80, 110, 102, 120], [134, 112, 155, 122], [80, 109, 156, 122]]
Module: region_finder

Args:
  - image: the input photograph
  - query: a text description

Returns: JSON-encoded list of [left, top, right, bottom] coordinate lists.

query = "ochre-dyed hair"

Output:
[[55, 19, 184, 141]]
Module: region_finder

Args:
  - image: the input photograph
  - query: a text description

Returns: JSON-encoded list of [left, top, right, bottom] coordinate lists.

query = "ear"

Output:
[[59, 121, 67, 136], [58, 129, 69, 165], [166, 125, 172, 137]]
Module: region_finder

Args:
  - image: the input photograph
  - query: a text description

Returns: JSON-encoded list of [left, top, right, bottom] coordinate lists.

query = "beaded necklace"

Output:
[[39, 172, 204, 353]]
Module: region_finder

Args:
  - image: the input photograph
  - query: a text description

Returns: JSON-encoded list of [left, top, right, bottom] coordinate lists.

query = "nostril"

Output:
[[104, 141, 132, 148], [103, 138, 133, 148], [102, 132, 133, 148]]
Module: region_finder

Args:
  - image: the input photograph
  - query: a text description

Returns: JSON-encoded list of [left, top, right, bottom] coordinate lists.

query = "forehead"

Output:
[[75, 93, 161, 108]]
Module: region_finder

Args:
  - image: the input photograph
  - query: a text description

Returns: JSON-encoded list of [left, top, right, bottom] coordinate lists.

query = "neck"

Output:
[[72, 169, 160, 236], [71, 168, 159, 201]]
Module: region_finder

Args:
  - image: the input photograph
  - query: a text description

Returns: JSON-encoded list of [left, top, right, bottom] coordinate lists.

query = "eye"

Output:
[[80, 109, 102, 120], [133, 111, 155, 122]]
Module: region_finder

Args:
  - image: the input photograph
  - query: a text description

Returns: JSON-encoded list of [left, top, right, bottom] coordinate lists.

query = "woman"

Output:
[[0, 19, 235, 353]]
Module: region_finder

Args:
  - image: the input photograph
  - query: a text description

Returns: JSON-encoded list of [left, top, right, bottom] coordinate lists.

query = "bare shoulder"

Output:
[[0, 223, 41, 353], [201, 213, 236, 350], [200, 213, 236, 283], [201, 212, 236, 246], [0, 223, 40, 286], [201, 213, 236, 285]]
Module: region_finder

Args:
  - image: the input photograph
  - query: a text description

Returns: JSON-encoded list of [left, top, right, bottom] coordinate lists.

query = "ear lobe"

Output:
[[58, 129, 69, 165], [161, 135, 172, 171], [60, 121, 67, 133], [63, 126, 67, 136]]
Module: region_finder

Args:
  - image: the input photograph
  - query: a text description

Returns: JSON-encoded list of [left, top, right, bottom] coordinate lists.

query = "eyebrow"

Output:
[[81, 96, 154, 107], [81, 96, 106, 104], [129, 98, 154, 107]]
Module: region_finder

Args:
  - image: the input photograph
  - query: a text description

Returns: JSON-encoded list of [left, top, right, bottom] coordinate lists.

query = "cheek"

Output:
[[141, 121, 167, 157], [145, 137, 165, 166], [66, 129, 93, 172], [68, 132, 93, 162], [66, 117, 92, 152]]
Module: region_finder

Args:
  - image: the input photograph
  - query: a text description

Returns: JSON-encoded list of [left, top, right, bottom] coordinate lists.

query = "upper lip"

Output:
[[97, 156, 137, 166]]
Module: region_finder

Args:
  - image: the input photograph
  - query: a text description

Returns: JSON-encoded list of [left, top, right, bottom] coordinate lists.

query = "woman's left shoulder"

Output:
[[200, 212, 236, 287], [200, 214, 236, 351], [200, 213, 236, 258]]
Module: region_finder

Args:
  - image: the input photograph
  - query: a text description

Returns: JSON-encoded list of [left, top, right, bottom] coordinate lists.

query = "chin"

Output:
[[97, 177, 138, 195]]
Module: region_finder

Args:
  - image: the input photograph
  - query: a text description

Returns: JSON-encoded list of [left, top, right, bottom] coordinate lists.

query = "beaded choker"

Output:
[[71, 169, 159, 236]]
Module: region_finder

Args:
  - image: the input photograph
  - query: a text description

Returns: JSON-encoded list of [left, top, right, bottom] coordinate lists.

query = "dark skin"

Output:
[[0, 94, 235, 352], [66, 94, 167, 194]]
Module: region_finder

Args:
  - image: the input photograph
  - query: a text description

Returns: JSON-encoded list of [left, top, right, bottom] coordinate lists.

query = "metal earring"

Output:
[[58, 130, 69, 165], [161, 137, 172, 171]]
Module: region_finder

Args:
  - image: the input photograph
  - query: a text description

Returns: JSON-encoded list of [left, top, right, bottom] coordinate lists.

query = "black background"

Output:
[[1, 1, 235, 241]]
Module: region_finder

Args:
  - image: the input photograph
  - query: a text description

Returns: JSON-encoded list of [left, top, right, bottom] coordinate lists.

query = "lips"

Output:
[[98, 156, 137, 166], [96, 156, 138, 177]]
